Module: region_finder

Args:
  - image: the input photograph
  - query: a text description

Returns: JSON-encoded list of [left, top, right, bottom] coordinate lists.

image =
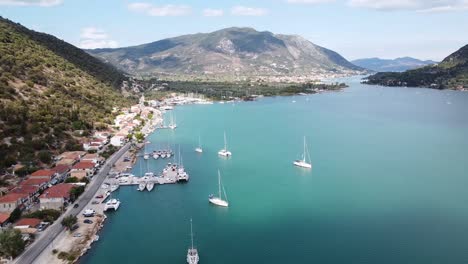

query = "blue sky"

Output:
[[1, 0, 468, 61]]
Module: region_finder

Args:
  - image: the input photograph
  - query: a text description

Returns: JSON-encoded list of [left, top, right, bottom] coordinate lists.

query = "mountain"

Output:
[[0, 17, 130, 170], [352, 57, 437, 72], [364, 45, 468, 89], [88, 27, 364, 79]]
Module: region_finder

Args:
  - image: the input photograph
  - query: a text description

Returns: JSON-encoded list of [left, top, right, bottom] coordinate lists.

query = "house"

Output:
[[56, 158, 76, 167], [110, 135, 126, 147], [39, 184, 74, 210], [51, 165, 70, 182], [81, 153, 104, 165], [20, 178, 49, 191], [70, 161, 96, 178], [57, 151, 86, 164], [0, 193, 29, 213], [0, 213, 10, 228], [83, 138, 107, 151], [30, 169, 56, 181], [11, 185, 41, 200], [14, 218, 41, 234]]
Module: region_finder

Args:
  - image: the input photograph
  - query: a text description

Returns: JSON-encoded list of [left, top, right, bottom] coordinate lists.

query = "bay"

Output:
[[81, 79, 468, 264]]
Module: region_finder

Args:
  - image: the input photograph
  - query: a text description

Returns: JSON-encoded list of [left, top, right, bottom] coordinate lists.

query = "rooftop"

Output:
[[31, 169, 55, 177], [0, 193, 28, 203], [21, 178, 49, 186], [0, 213, 10, 224], [39, 183, 74, 199], [11, 185, 40, 195], [15, 218, 41, 228], [51, 164, 70, 174], [72, 161, 95, 170]]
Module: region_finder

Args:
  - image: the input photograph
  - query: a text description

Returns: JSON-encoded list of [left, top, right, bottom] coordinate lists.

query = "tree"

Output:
[[64, 177, 78, 183], [61, 215, 77, 230], [69, 186, 85, 202], [9, 207, 21, 222], [0, 228, 26, 259], [37, 150, 51, 164]]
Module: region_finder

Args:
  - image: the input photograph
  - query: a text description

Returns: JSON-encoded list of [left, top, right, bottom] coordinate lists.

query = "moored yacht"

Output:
[[195, 136, 203, 153], [209, 170, 229, 207], [138, 181, 146, 191], [104, 199, 120, 211], [146, 181, 154, 191], [218, 132, 232, 157], [293, 136, 312, 169], [186, 218, 199, 264]]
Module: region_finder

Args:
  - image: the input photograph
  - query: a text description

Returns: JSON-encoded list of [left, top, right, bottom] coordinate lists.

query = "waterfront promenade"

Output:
[[13, 143, 132, 264]]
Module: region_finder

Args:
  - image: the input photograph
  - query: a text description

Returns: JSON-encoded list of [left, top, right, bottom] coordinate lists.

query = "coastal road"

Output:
[[14, 143, 132, 264]]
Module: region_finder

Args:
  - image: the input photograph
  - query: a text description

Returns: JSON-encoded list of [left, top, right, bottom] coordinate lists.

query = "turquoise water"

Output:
[[82, 79, 468, 264]]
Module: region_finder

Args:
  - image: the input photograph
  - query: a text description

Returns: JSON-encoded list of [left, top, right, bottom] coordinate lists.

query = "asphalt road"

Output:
[[13, 143, 131, 264]]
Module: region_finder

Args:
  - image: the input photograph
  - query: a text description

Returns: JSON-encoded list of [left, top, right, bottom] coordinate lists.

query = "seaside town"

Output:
[[0, 93, 211, 264]]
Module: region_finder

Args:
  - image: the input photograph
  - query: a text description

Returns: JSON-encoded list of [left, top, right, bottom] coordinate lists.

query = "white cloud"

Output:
[[128, 2, 191, 16], [203, 8, 224, 17], [287, 0, 334, 4], [231, 6, 268, 16], [348, 0, 468, 12], [79, 27, 118, 49], [0, 0, 62, 6]]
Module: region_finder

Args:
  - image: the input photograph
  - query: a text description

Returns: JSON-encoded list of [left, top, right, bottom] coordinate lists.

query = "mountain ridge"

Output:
[[87, 27, 365, 80], [352, 57, 437, 72]]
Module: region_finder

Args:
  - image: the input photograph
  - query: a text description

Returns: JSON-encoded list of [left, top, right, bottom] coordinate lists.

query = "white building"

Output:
[[110, 135, 126, 147]]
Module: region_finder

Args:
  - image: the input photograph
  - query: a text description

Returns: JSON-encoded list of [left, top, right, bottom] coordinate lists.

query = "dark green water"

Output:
[[82, 79, 468, 264]]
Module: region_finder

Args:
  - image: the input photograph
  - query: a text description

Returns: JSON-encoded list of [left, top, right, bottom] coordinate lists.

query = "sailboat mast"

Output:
[[303, 136, 306, 162], [190, 218, 194, 250], [218, 170, 221, 198], [224, 132, 227, 150]]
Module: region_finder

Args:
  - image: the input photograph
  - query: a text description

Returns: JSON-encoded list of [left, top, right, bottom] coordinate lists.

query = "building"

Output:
[[70, 161, 96, 178], [30, 169, 56, 181], [39, 184, 74, 210], [81, 153, 104, 165], [51, 165, 70, 182], [0, 193, 29, 213], [83, 138, 107, 151], [0, 213, 10, 228], [20, 178, 49, 191], [14, 218, 41, 234], [110, 135, 126, 147]]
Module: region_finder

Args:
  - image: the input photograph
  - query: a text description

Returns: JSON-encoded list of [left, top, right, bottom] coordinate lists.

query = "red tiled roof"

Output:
[[82, 153, 98, 159], [21, 178, 49, 186], [11, 185, 40, 195], [72, 162, 95, 170], [0, 193, 28, 203], [15, 218, 41, 228], [31, 169, 55, 177], [0, 213, 10, 224], [51, 165, 70, 174], [39, 183, 74, 199]]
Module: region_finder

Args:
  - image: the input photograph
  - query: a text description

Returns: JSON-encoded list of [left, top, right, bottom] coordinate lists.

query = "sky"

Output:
[[1, 0, 468, 61]]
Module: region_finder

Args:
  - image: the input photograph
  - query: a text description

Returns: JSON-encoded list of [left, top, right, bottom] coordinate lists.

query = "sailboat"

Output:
[[186, 218, 199, 264], [195, 136, 203, 153], [209, 170, 229, 207], [293, 136, 312, 169], [218, 132, 232, 157], [169, 112, 177, 130]]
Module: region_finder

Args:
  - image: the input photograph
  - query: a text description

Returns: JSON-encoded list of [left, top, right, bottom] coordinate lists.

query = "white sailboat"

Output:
[[186, 218, 199, 264], [146, 181, 154, 191], [218, 132, 232, 157], [169, 112, 177, 130], [293, 136, 312, 169], [195, 136, 203, 153], [209, 170, 229, 207]]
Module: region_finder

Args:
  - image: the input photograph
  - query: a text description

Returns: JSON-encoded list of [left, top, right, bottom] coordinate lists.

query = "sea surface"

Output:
[[81, 78, 468, 264]]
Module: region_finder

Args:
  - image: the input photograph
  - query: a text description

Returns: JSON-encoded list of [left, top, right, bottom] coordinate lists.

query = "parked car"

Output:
[[91, 201, 99, 205], [95, 194, 103, 199], [70, 224, 79, 231], [73, 233, 82, 237], [73, 203, 79, 208], [83, 219, 93, 224], [37, 222, 50, 232]]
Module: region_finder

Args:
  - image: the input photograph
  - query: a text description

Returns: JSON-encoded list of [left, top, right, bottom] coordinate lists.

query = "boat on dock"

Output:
[[110, 184, 119, 192], [143, 153, 150, 160], [209, 170, 229, 207], [146, 181, 155, 191], [138, 181, 146, 191], [153, 152, 159, 159], [186, 218, 199, 264], [293, 136, 312, 169], [218, 132, 232, 157], [104, 199, 120, 211]]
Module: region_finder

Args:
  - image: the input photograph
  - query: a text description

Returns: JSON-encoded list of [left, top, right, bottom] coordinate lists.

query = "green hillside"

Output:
[[365, 45, 468, 89], [0, 17, 131, 170]]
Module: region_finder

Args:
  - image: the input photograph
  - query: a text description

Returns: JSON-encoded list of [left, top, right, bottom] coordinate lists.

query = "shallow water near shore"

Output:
[[81, 79, 468, 264]]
